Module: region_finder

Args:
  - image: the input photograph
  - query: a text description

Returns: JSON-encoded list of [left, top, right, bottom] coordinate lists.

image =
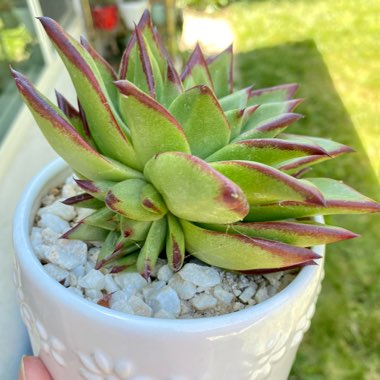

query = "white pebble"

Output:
[[62, 183, 78, 198], [127, 296, 152, 317], [213, 286, 234, 305], [114, 273, 147, 297], [239, 285, 257, 303], [179, 264, 221, 288], [157, 265, 174, 283], [255, 285, 270, 303], [151, 258, 166, 277], [38, 213, 70, 234], [30, 227, 46, 260], [191, 294, 217, 311], [148, 286, 181, 316], [38, 201, 76, 221], [154, 309, 175, 319], [109, 290, 128, 308], [104, 275, 120, 293], [45, 239, 87, 270], [142, 281, 166, 300], [168, 274, 196, 300], [41, 228, 60, 245], [43, 263, 69, 282], [110, 300, 134, 314], [78, 269, 105, 290], [85, 288, 103, 300], [233, 302, 245, 311]]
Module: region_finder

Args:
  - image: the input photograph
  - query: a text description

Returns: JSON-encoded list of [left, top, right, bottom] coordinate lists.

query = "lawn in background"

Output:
[[220, 0, 380, 378]]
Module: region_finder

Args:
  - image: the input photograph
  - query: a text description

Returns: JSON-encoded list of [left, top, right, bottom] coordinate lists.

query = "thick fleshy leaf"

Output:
[[181, 221, 320, 271], [105, 179, 166, 221], [81, 207, 118, 230], [211, 161, 325, 206], [245, 178, 380, 221], [12, 69, 141, 181], [107, 253, 139, 274], [225, 109, 245, 141], [140, 182, 167, 215], [55, 91, 85, 137], [80, 36, 119, 107], [116, 80, 191, 166], [166, 214, 185, 271], [61, 222, 108, 241], [144, 152, 249, 223], [200, 221, 358, 247], [181, 44, 213, 90], [62, 193, 103, 209], [96, 231, 119, 266], [38, 17, 139, 169], [169, 85, 230, 158], [119, 32, 137, 80], [233, 113, 303, 141], [206, 44, 233, 97], [219, 86, 252, 111], [242, 99, 303, 132], [75, 179, 117, 200], [136, 217, 167, 278], [120, 218, 152, 240], [248, 83, 299, 105], [206, 139, 326, 164], [276, 134, 354, 173]]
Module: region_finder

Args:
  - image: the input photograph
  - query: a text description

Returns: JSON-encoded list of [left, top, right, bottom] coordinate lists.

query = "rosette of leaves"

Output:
[[12, 11, 380, 278]]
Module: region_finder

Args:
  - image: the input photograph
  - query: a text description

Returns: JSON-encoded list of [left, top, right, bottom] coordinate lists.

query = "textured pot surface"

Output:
[[13, 158, 325, 380]]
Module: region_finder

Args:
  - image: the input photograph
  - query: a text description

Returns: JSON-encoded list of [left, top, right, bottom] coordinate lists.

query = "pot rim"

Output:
[[13, 158, 324, 330]]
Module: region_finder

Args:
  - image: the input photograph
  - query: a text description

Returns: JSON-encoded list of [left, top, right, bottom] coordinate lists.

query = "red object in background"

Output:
[[92, 5, 118, 30]]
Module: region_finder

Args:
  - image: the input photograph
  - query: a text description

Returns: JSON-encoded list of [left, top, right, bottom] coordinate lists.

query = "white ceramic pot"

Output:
[[13, 158, 325, 380], [117, 0, 150, 30]]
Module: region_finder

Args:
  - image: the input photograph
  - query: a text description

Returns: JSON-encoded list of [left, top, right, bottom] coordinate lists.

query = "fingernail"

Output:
[[19, 356, 27, 380]]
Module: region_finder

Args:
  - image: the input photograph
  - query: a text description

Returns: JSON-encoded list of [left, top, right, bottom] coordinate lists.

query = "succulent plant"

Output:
[[12, 11, 380, 278]]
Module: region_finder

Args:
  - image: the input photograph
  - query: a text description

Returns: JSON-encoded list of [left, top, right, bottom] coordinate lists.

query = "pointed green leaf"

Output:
[[140, 182, 168, 215], [12, 69, 141, 181], [38, 17, 139, 169], [225, 109, 245, 141], [181, 44, 214, 90], [105, 179, 166, 221], [144, 152, 249, 223], [169, 85, 231, 158], [245, 178, 380, 221], [81, 207, 118, 230], [276, 134, 354, 173], [206, 138, 326, 165], [242, 99, 303, 132], [107, 253, 139, 274], [62, 193, 103, 209], [96, 231, 119, 265], [120, 218, 152, 240], [61, 222, 108, 241], [206, 45, 233, 97], [166, 214, 186, 271], [116, 80, 191, 166], [233, 113, 303, 141], [200, 221, 358, 247], [181, 220, 320, 271], [80, 36, 119, 108], [248, 83, 299, 105], [137, 217, 167, 278], [211, 161, 325, 206], [119, 32, 137, 80], [75, 179, 117, 201], [219, 86, 252, 111]]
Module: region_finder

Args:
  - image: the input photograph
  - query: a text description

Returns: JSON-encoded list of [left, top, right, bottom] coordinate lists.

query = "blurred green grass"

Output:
[[219, 0, 380, 378]]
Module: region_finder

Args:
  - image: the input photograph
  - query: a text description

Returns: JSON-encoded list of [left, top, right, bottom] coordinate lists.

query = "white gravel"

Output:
[[31, 179, 297, 319]]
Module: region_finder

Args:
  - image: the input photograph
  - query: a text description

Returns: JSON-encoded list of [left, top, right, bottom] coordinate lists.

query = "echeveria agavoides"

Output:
[[12, 10, 380, 278]]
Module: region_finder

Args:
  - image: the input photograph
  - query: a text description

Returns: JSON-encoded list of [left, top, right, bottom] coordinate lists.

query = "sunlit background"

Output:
[[0, 0, 379, 378]]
